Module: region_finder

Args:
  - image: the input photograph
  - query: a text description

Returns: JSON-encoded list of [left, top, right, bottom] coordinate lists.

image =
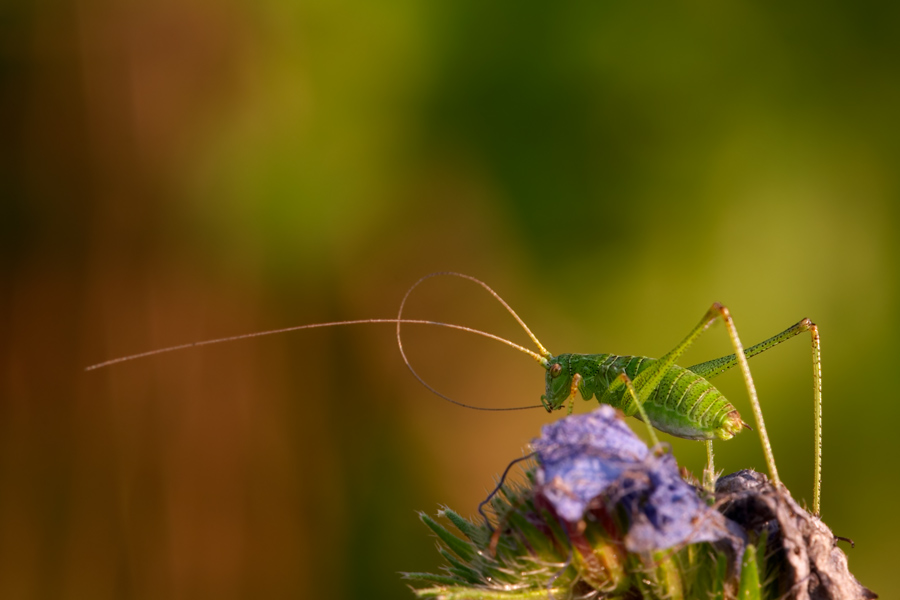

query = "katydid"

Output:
[[86, 271, 823, 514]]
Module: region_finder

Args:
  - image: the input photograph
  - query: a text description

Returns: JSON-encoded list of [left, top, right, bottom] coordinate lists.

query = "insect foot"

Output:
[[405, 406, 875, 600]]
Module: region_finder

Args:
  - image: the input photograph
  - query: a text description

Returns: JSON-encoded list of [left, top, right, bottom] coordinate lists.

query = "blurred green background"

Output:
[[2, 1, 897, 598]]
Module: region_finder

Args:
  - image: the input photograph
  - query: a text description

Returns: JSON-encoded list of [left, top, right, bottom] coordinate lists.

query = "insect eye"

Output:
[[550, 364, 562, 378]]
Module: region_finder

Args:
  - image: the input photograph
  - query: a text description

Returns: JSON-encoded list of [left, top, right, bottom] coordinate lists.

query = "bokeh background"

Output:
[[2, 1, 897, 598]]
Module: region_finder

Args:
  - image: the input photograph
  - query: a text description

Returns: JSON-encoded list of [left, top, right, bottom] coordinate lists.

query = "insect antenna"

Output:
[[396, 272, 551, 412], [86, 273, 551, 411], [85, 320, 546, 372]]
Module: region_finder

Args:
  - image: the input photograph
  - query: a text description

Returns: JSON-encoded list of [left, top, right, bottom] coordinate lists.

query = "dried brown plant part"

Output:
[[716, 470, 876, 600]]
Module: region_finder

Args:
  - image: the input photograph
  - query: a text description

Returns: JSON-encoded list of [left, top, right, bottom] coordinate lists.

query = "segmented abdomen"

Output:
[[586, 354, 739, 440]]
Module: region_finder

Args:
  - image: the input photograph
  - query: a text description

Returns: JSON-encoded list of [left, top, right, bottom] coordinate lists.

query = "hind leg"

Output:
[[688, 319, 822, 515]]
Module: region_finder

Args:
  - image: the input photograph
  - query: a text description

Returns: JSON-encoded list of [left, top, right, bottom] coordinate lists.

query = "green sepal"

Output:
[[402, 572, 465, 586], [504, 505, 558, 558], [712, 550, 728, 600], [437, 549, 481, 584], [413, 586, 566, 600], [539, 508, 568, 553], [441, 508, 486, 545], [754, 528, 771, 596], [737, 544, 761, 600], [631, 551, 685, 600], [421, 513, 477, 562]]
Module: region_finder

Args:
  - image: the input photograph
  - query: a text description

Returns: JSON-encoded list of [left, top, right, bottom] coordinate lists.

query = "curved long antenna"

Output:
[[85, 319, 545, 372], [397, 272, 551, 412]]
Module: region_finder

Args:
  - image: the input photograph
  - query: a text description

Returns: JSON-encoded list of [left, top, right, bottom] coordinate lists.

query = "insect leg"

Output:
[[703, 440, 716, 492], [596, 373, 660, 446], [566, 374, 583, 415], [626, 305, 724, 406], [687, 319, 822, 515], [626, 304, 781, 492], [708, 304, 781, 494], [687, 319, 817, 379]]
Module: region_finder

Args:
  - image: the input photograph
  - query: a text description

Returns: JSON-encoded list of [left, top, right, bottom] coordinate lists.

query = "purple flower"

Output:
[[532, 405, 648, 522], [533, 406, 744, 554]]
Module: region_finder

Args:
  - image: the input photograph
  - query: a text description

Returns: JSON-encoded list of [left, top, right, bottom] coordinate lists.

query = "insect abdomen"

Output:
[[646, 362, 742, 440], [585, 355, 743, 441]]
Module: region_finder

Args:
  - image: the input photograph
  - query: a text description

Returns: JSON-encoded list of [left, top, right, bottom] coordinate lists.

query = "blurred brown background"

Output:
[[2, 1, 898, 598]]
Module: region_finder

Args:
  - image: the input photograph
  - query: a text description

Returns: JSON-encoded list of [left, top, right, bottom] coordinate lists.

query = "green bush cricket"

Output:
[[87, 271, 823, 514]]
